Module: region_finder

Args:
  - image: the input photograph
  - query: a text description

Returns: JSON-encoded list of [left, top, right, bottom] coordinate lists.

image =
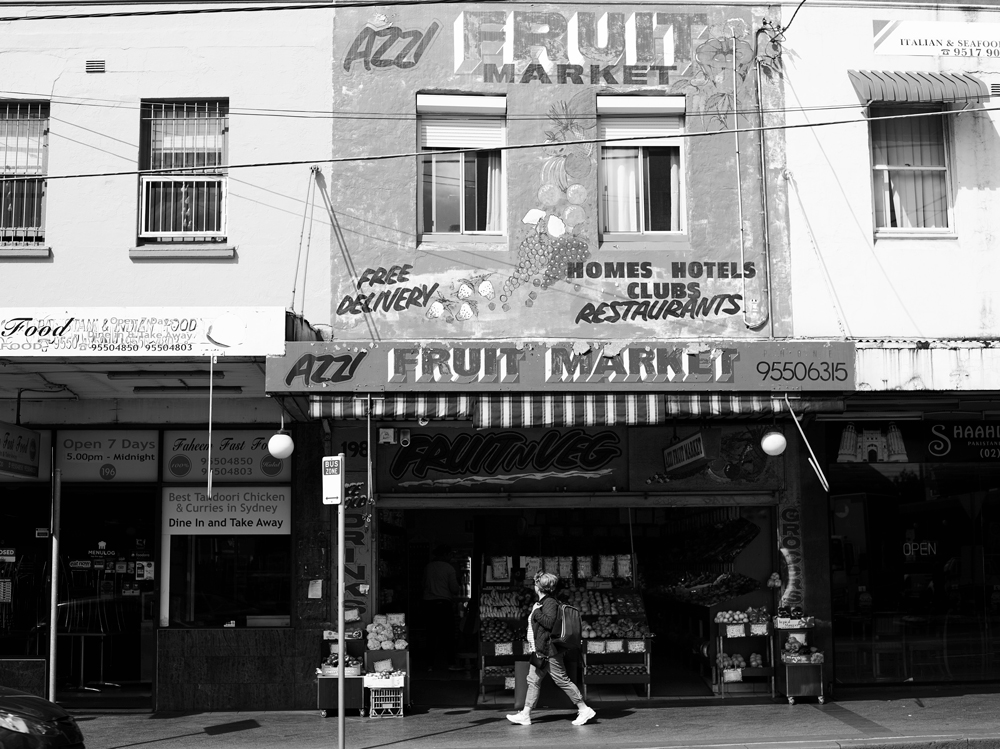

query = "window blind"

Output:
[[419, 117, 505, 149], [599, 117, 682, 148]]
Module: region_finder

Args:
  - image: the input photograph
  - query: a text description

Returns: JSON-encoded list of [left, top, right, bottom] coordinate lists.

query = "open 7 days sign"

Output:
[[266, 340, 855, 393]]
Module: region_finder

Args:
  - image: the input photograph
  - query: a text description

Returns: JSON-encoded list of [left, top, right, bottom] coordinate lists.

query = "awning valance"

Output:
[[309, 395, 475, 421], [310, 394, 844, 429], [848, 69, 990, 105]]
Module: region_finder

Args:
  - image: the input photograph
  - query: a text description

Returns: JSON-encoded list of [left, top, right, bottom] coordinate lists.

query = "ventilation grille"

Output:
[[992, 83, 1000, 98], [85, 60, 105, 74]]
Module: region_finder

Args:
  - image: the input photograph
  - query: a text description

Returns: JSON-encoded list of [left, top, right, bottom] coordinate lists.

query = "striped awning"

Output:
[[475, 394, 663, 429], [848, 69, 989, 104], [309, 394, 475, 421], [309, 394, 844, 428]]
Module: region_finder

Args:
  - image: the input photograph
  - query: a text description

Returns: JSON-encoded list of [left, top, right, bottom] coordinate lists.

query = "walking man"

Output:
[[506, 571, 596, 727]]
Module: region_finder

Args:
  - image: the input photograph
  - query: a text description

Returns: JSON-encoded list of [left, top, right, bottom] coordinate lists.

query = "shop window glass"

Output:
[[828, 421, 1000, 684], [168, 535, 290, 627]]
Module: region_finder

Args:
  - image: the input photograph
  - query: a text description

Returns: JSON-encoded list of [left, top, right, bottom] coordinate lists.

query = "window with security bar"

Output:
[[139, 100, 228, 241], [0, 102, 48, 246]]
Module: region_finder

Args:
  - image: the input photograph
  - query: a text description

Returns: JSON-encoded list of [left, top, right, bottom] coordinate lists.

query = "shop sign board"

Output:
[[56, 430, 159, 482], [0, 421, 40, 478], [829, 421, 1000, 464], [926, 422, 1000, 462], [162, 430, 291, 483], [268, 340, 855, 393], [0, 430, 50, 484], [0, 307, 286, 357], [630, 425, 783, 490], [162, 486, 291, 535], [377, 426, 628, 493], [873, 20, 1000, 57]]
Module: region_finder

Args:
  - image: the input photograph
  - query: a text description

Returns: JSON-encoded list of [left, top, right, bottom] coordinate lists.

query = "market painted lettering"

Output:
[[344, 21, 440, 72], [388, 346, 523, 384], [390, 429, 622, 479], [456, 10, 707, 84], [546, 346, 739, 384], [574, 295, 743, 325], [337, 283, 439, 316], [283, 351, 369, 387]]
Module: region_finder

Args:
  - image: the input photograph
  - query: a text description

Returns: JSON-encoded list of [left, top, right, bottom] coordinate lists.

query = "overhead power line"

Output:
[[5, 104, 988, 183]]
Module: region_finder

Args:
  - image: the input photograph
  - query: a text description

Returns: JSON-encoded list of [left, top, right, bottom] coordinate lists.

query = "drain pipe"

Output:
[[731, 31, 749, 330], [755, 37, 776, 339]]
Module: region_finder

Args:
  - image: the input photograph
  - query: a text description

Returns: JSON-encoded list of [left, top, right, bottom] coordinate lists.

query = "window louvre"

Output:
[[599, 117, 681, 148], [139, 100, 228, 241], [419, 118, 505, 149], [0, 102, 48, 246]]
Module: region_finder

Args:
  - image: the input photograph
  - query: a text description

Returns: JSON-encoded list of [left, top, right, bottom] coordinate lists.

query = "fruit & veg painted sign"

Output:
[[0, 307, 286, 356], [162, 486, 291, 535], [378, 426, 627, 492], [0, 421, 40, 478], [266, 340, 855, 393], [162, 430, 291, 483], [56, 430, 159, 482]]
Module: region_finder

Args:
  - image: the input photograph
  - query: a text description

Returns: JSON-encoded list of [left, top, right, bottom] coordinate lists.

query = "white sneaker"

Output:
[[506, 711, 531, 726], [572, 705, 596, 726]]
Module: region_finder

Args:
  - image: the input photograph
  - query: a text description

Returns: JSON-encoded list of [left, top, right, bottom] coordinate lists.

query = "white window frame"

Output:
[[869, 103, 954, 238], [598, 96, 686, 240], [417, 94, 506, 238], [139, 100, 228, 241], [0, 101, 48, 246]]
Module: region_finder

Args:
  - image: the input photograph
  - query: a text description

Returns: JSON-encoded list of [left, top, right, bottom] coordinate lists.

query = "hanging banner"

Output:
[[162, 486, 291, 535], [162, 429, 291, 483], [56, 430, 159, 482], [0, 421, 41, 478]]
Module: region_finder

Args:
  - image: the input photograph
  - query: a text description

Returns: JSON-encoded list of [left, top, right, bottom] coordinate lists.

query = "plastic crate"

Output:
[[368, 687, 404, 717]]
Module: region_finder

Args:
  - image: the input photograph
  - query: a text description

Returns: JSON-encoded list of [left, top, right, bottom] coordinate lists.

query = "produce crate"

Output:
[[725, 623, 747, 637], [482, 641, 516, 656], [585, 640, 606, 653], [626, 639, 647, 653], [364, 674, 405, 688], [722, 668, 743, 683], [367, 687, 404, 717], [749, 622, 771, 636]]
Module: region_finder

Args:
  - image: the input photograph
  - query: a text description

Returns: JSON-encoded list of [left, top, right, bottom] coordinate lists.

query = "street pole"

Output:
[[48, 467, 60, 702], [337, 487, 346, 749], [322, 452, 346, 749]]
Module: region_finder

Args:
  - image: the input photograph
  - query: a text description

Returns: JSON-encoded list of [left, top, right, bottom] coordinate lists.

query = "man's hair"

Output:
[[534, 572, 559, 594]]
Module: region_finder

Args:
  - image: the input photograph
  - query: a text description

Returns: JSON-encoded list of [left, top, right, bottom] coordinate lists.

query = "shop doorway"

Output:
[[55, 486, 157, 708], [375, 504, 775, 707]]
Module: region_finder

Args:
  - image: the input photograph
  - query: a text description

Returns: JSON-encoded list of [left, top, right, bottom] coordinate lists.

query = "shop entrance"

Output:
[[55, 486, 157, 708], [375, 503, 775, 707]]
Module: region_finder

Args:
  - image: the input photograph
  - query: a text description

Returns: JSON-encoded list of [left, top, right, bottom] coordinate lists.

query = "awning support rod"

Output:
[[784, 394, 829, 492]]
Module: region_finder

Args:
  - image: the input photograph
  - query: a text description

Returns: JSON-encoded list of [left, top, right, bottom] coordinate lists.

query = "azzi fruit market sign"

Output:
[[266, 340, 855, 393]]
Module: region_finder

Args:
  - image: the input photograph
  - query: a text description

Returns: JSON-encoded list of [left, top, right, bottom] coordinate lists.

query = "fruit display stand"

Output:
[[774, 618, 825, 705], [478, 588, 532, 698], [575, 588, 653, 700], [363, 649, 411, 709], [713, 609, 774, 698], [317, 638, 365, 717]]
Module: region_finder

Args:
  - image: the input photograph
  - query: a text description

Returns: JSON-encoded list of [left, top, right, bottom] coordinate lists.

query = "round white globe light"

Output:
[[268, 432, 295, 460], [760, 429, 787, 457]]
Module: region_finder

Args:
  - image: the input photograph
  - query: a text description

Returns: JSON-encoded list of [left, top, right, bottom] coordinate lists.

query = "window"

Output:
[[139, 100, 228, 241], [870, 105, 950, 232], [418, 94, 505, 236], [599, 97, 685, 236], [0, 102, 48, 246]]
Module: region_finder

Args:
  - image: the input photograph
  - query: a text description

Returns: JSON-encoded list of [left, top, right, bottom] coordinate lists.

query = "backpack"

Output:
[[551, 603, 582, 651]]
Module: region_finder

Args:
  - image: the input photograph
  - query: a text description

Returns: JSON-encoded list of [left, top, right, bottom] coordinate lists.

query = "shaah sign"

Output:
[[267, 340, 855, 393]]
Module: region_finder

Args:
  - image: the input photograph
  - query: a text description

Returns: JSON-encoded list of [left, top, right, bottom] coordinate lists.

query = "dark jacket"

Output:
[[529, 595, 561, 657]]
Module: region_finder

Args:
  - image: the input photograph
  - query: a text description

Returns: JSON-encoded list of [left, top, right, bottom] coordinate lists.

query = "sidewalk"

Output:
[[74, 685, 1000, 749]]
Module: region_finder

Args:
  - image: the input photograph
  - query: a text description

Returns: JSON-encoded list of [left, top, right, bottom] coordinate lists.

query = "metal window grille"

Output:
[[139, 100, 228, 240], [0, 102, 47, 246]]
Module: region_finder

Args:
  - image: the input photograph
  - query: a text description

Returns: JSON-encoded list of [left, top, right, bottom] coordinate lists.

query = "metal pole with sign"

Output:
[[322, 454, 345, 749]]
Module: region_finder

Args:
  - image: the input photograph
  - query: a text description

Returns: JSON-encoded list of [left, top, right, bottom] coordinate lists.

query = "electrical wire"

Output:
[[7, 104, 992, 183], [1, 87, 981, 122]]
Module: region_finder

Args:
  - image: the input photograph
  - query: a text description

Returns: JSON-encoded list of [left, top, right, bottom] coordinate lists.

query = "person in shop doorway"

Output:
[[422, 546, 463, 671], [507, 572, 596, 727]]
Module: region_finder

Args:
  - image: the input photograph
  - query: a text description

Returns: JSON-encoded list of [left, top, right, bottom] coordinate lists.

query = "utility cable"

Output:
[[5, 104, 992, 183]]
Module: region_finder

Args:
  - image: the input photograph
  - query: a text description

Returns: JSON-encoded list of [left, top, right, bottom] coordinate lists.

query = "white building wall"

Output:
[[0, 6, 333, 327], [784, 5, 1000, 341]]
